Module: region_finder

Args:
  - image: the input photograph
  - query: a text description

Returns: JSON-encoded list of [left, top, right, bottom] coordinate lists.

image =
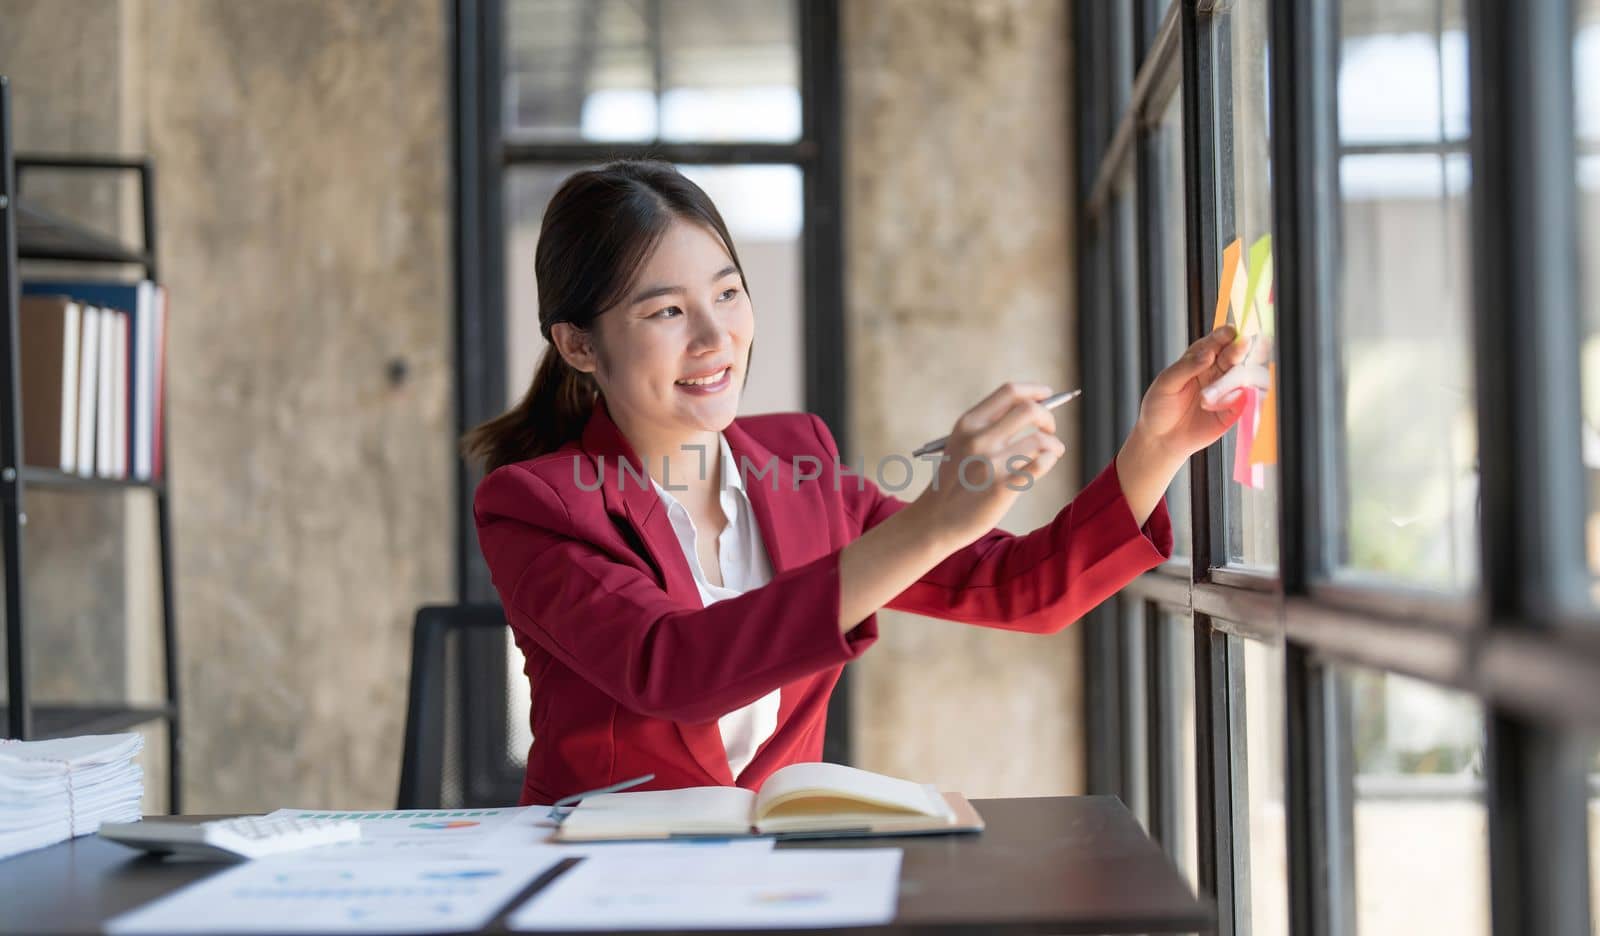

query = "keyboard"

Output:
[[98, 815, 361, 860]]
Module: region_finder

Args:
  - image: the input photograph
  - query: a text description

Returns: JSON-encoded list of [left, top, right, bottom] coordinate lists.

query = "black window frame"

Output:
[[1076, 2, 1600, 935], [452, 0, 852, 763]]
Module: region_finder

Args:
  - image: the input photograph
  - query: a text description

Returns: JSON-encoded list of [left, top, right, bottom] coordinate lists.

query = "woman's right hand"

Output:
[[911, 382, 1067, 549]]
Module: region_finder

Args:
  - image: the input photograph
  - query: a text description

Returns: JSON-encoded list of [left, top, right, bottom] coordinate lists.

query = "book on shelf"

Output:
[[17, 296, 81, 473], [21, 280, 166, 481], [96, 306, 115, 479], [75, 303, 100, 477], [551, 762, 985, 843]]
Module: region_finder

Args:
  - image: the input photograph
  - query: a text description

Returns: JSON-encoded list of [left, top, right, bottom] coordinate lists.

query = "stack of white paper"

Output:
[[0, 732, 144, 861]]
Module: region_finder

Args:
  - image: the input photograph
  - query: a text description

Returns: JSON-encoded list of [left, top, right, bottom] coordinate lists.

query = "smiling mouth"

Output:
[[675, 367, 731, 388]]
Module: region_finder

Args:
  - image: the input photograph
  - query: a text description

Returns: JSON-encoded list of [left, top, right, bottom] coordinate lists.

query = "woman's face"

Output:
[[571, 218, 753, 448]]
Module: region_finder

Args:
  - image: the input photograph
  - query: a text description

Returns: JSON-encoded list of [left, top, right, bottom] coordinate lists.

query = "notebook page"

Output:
[[560, 785, 755, 838], [753, 763, 947, 822]]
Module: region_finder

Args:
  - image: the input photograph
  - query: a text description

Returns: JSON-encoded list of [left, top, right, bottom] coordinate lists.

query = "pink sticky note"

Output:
[[1232, 387, 1264, 489]]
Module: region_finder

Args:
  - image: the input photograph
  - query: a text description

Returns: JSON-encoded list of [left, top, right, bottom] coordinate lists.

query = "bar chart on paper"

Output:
[[262, 807, 541, 856]]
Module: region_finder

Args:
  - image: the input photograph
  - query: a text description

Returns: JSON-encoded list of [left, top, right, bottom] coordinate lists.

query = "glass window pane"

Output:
[[1576, 0, 1600, 593], [1343, 667, 1488, 935], [1153, 93, 1193, 561], [505, 165, 805, 414], [1334, 0, 1477, 590], [504, 0, 654, 141], [1240, 638, 1288, 936], [1215, 0, 1280, 569], [1112, 172, 1145, 445], [661, 0, 800, 141], [1163, 612, 1199, 892], [504, 0, 800, 143]]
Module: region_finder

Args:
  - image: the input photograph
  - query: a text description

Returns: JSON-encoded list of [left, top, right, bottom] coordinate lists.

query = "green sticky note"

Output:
[[1238, 234, 1272, 337], [1248, 236, 1273, 336]]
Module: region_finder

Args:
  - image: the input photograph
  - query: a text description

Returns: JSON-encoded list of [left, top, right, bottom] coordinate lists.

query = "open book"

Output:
[[552, 763, 984, 842]]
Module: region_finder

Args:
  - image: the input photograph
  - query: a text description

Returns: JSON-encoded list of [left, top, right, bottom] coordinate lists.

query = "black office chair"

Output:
[[396, 603, 529, 808]]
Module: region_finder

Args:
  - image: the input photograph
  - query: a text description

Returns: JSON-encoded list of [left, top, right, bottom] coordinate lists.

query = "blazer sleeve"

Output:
[[474, 464, 877, 725], [810, 414, 1173, 633]]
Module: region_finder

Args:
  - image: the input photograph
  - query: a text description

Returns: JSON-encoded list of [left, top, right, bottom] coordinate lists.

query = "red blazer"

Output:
[[473, 398, 1172, 805]]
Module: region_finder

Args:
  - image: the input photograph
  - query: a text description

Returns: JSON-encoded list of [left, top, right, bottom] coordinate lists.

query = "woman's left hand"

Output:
[[1135, 325, 1257, 461], [1114, 325, 1261, 527]]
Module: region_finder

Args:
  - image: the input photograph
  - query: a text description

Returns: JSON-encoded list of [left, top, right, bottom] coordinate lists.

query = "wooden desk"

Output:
[[0, 796, 1212, 935]]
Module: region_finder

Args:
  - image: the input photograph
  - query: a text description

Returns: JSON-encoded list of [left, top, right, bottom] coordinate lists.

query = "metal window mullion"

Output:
[[1179, 4, 1243, 928], [1074, 1, 1107, 199], [1337, 139, 1471, 157], [1178, 0, 1219, 572], [1285, 645, 1355, 936], [0, 78, 28, 742], [455, 0, 507, 605], [1467, 0, 1585, 620], [1269, 0, 1344, 933], [501, 142, 815, 166], [1467, 0, 1593, 933], [1485, 713, 1593, 936], [1195, 621, 1243, 931], [1271, 0, 1338, 596], [1086, 603, 1126, 797], [799, 0, 845, 451], [1082, 195, 1127, 798], [796, 0, 852, 768], [1079, 69, 1125, 795]]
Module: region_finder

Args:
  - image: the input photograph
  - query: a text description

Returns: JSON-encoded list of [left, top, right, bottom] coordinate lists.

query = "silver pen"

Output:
[[911, 388, 1084, 458]]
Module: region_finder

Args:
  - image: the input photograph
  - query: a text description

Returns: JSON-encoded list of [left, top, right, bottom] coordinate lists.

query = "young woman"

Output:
[[466, 161, 1251, 806]]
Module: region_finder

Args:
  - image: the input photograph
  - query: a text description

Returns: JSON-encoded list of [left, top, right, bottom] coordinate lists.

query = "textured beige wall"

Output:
[[139, 0, 453, 812], [2, 0, 454, 812], [841, 0, 1084, 796]]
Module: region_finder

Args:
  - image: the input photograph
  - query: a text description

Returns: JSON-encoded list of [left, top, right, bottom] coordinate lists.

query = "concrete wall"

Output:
[[841, 0, 1084, 796], [1, 0, 454, 812]]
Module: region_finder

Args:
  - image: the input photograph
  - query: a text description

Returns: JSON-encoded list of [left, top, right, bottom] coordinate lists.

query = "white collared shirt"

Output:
[[650, 432, 780, 780]]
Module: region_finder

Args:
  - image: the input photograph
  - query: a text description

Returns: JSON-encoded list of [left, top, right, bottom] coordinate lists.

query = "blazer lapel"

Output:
[[579, 398, 701, 604], [578, 399, 732, 785], [723, 420, 814, 575]]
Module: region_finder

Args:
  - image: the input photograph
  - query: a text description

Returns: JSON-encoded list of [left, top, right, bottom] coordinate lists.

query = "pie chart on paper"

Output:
[[410, 820, 481, 830]]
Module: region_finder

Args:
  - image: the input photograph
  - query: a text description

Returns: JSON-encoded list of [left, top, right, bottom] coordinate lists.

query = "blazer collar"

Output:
[[578, 396, 805, 583]]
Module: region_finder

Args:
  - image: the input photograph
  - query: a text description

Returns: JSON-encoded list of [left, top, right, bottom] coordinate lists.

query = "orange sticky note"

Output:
[[1249, 363, 1278, 466], [1213, 239, 1242, 331]]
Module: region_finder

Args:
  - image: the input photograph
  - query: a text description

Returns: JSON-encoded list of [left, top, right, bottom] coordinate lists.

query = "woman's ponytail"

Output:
[[459, 159, 746, 474], [460, 347, 596, 474]]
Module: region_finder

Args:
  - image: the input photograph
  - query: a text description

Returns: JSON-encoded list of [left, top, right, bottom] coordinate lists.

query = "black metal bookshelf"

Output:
[[0, 76, 181, 812]]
